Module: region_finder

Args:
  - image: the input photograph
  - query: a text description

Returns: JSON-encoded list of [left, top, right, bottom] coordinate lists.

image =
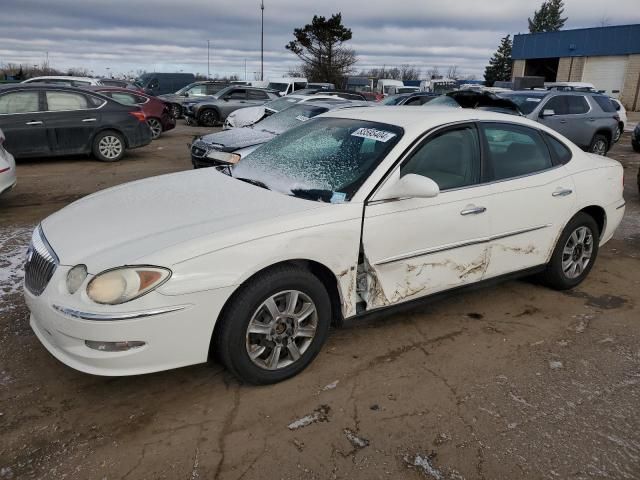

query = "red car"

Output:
[[87, 87, 175, 139]]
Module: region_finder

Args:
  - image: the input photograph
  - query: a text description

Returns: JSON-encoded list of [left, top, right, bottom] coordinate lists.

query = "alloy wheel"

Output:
[[613, 127, 621, 143], [561, 226, 594, 279], [199, 110, 217, 127], [245, 290, 318, 370], [147, 118, 162, 139], [98, 135, 123, 160], [591, 139, 607, 155]]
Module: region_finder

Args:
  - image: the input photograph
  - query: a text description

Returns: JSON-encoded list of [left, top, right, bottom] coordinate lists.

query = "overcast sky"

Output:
[[1, 0, 638, 80]]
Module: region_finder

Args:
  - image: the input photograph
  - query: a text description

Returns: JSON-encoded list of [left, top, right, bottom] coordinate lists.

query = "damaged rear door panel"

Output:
[[358, 122, 495, 311]]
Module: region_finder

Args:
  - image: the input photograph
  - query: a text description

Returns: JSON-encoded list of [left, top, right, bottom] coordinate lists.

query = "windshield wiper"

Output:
[[290, 188, 334, 202], [236, 177, 270, 190]]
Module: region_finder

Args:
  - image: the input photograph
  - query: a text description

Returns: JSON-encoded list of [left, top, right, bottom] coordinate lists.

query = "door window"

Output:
[[187, 84, 207, 96], [225, 89, 247, 100], [248, 90, 268, 100], [404, 96, 423, 106], [541, 96, 568, 115], [0, 91, 40, 114], [109, 92, 137, 105], [544, 133, 572, 164], [566, 96, 589, 114], [294, 82, 307, 91], [401, 125, 480, 191], [482, 124, 553, 180], [46, 91, 89, 111]]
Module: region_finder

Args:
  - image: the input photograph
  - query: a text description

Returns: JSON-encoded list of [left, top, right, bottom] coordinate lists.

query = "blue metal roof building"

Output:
[[513, 24, 640, 59]]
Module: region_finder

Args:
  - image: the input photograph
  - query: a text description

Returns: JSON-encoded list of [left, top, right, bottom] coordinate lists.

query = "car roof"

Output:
[[0, 83, 99, 92], [322, 106, 549, 134], [23, 75, 96, 82]]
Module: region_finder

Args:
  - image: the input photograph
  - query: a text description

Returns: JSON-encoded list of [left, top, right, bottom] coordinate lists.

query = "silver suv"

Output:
[[499, 91, 618, 155]]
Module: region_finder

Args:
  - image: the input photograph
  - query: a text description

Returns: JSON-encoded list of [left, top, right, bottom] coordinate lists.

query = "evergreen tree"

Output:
[[484, 35, 513, 87], [528, 0, 568, 33]]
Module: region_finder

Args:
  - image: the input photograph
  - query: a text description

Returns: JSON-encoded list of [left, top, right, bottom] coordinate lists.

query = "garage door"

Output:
[[582, 56, 628, 98]]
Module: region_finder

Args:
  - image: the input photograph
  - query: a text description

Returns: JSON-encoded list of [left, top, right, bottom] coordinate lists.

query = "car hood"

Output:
[[227, 106, 267, 128], [157, 93, 181, 102], [198, 127, 276, 152], [41, 169, 325, 271]]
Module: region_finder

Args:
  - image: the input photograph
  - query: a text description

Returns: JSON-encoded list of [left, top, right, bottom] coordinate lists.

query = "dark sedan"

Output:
[[0, 84, 152, 161]]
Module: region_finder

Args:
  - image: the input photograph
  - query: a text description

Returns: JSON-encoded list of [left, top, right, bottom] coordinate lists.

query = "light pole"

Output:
[[260, 0, 264, 81], [207, 40, 210, 79]]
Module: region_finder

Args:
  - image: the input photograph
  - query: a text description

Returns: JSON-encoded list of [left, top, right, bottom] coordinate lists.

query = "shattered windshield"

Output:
[[380, 95, 405, 105], [254, 104, 330, 135], [233, 118, 403, 202], [264, 96, 302, 113]]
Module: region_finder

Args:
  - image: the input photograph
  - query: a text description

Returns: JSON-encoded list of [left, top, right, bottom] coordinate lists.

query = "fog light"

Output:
[[85, 340, 146, 352], [67, 264, 88, 294]]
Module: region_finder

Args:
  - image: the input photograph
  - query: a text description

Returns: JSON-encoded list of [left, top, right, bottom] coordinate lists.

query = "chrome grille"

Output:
[[24, 226, 59, 296]]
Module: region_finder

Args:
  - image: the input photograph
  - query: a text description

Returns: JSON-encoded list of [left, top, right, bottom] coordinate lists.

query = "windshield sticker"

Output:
[[526, 98, 542, 102], [351, 127, 396, 142], [330, 192, 347, 203], [295, 115, 310, 122]]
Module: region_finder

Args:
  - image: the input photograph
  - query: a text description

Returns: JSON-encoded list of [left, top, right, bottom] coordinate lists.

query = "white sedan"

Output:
[[24, 107, 625, 384], [0, 128, 16, 196]]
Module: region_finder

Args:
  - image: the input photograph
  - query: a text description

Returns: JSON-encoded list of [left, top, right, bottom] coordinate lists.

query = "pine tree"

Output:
[[484, 35, 513, 87], [528, 0, 568, 33]]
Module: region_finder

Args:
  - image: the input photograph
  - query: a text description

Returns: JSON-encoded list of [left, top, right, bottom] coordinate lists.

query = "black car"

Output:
[[0, 84, 152, 162], [380, 92, 439, 106], [632, 123, 640, 153]]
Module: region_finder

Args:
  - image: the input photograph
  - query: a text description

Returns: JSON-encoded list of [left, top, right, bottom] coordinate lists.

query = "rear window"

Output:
[[592, 95, 616, 113], [544, 133, 572, 164], [567, 96, 589, 114]]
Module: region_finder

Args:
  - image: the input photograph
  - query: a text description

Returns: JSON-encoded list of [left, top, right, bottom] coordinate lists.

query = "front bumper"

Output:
[[25, 274, 235, 376]]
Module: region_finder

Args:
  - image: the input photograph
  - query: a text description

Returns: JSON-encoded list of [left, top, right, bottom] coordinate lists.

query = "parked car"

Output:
[[266, 77, 308, 96], [87, 87, 175, 139], [307, 82, 335, 91], [183, 86, 280, 127], [158, 81, 230, 118], [192, 101, 364, 168], [0, 128, 16, 196], [611, 98, 627, 143], [22, 76, 103, 86], [498, 91, 619, 155], [24, 107, 624, 383], [99, 79, 137, 89], [375, 79, 404, 96], [223, 94, 351, 129], [0, 84, 152, 161], [319, 90, 367, 101], [381, 92, 439, 106], [386, 86, 421, 95], [133, 73, 195, 96]]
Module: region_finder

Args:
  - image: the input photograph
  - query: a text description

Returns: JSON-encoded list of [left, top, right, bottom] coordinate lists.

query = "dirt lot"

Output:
[[1, 123, 640, 480]]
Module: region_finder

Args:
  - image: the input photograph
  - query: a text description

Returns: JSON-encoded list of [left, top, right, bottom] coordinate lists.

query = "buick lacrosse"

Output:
[[25, 107, 625, 384]]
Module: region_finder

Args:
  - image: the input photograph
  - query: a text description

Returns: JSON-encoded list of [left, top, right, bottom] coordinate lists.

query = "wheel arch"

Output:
[[196, 105, 221, 120], [593, 128, 612, 146], [579, 205, 606, 238], [208, 258, 345, 360]]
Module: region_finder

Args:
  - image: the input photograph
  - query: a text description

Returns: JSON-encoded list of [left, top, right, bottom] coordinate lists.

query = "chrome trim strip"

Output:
[[616, 202, 626, 210], [52, 304, 188, 321], [375, 224, 551, 266]]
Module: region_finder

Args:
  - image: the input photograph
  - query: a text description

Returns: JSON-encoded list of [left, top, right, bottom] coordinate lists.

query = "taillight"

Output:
[[129, 110, 146, 122]]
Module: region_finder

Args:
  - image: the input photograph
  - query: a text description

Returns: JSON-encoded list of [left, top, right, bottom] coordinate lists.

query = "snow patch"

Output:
[[0, 225, 33, 312]]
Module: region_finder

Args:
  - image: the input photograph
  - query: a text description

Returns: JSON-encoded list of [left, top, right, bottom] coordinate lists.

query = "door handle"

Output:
[[460, 206, 487, 216], [559, 119, 567, 124], [552, 188, 573, 197], [82, 118, 97, 122], [25, 121, 43, 126]]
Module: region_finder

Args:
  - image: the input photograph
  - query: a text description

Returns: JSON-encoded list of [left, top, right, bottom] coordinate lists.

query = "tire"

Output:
[[613, 124, 623, 143], [213, 265, 331, 385], [92, 130, 125, 162], [589, 134, 609, 156], [198, 109, 219, 127], [541, 212, 600, 290], [147, 118, 163, 140]]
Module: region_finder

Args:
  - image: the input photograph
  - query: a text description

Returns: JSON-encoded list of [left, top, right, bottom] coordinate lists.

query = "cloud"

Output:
[[1, 0, 638, 79]]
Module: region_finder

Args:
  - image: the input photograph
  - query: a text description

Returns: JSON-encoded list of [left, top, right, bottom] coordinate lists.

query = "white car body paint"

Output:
[[21, 76, 103, 86], [0, 129, 17, 196], [25, 107, 625, 376]]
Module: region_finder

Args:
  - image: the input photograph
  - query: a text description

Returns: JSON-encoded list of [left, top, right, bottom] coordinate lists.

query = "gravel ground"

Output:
[[0, 123, 639, 480]]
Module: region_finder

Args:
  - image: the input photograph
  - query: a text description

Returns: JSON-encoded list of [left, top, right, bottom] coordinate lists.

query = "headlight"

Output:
[[205, 151, 241, 164], [67, 264, 88, 294], [86, 266, 171, 305]]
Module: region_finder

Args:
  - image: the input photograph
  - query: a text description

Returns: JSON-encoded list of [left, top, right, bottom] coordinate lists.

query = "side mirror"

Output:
[[541, 109, 555, 118], [183, 92, 189, 98], [374, 173, 440, 201]]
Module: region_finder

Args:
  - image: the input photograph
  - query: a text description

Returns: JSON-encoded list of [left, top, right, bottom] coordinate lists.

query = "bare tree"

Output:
[[446, 65, 459, 79], [426, 66, 440, 79]]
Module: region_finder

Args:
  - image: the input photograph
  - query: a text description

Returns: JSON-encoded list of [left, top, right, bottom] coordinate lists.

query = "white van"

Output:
[[267, 77, 308, 96], [375, 79, 404, 96]]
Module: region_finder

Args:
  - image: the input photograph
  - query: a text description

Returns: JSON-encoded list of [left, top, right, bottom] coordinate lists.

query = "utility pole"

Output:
[[207, 40, 210, 79], [244, 59, 247, 81], [260, 0, 264, 81]]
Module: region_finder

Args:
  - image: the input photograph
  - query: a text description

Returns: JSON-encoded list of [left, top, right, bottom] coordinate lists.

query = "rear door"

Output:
[[247, 89, 270, 106], [0, 89, 50, 157], [42, 90, 104, 155], [219, 88, 248, 117], [538, 95, 592, 148], [480, 122, 576, 278]]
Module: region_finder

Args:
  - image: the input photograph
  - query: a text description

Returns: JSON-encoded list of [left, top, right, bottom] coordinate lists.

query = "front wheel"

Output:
[[92, 130, 125, 162], [589, 134, 609, 156], [198, 109, 219, 127], [541, 212, 600, 290], [213, 266, 331, 384]]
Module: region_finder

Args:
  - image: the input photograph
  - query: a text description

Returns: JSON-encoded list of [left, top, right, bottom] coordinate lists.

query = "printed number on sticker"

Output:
[[351, 128, 396, 142]]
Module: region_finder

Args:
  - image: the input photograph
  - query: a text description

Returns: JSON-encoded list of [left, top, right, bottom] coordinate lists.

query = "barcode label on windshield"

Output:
[[351, 128, 396, 142], [295, 115, 310, 122]]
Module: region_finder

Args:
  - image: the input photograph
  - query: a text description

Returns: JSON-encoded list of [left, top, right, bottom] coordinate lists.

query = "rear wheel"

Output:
[[147, 118, 163, 139], [92, 130, 125, 162], [589, 134, 609, 156], [541, 212, 600, 290], [214, 265, 331, 384], [198, 109, 219, 127], [613, 123, 623, 143]]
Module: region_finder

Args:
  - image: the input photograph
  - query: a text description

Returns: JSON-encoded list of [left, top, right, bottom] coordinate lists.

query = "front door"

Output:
[[361, 123, 494, 310], [479, 122, 576, 278], [0, 89, 50, 158], [220, 88, 249, 117]]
